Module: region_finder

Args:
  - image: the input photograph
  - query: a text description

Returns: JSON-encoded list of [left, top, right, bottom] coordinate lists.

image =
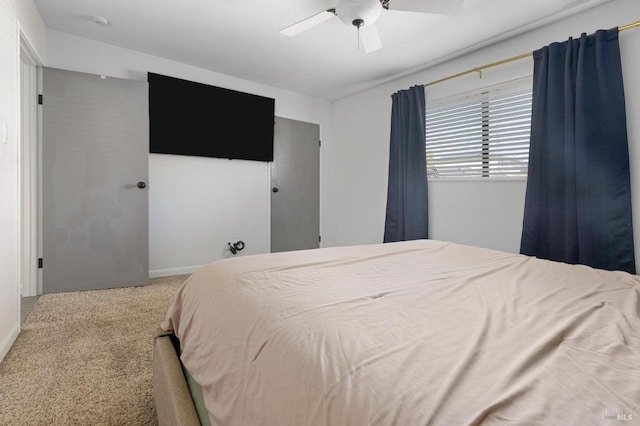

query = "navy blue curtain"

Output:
[[384, 85, 428, 243], [521, 28, 635, 273]]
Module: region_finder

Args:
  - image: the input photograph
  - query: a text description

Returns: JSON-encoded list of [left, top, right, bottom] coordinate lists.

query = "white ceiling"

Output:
[[34, 0, 613, 100]]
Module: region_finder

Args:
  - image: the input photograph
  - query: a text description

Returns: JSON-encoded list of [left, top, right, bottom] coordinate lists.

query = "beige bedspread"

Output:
[[162, 240, 640, 425]]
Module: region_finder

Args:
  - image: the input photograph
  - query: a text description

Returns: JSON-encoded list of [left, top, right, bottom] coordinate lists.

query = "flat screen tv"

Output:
[[148, 72, 275, 162]]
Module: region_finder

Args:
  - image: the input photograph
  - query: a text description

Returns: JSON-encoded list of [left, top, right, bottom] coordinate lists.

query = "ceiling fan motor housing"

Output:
[[336, 0, 383, 27]]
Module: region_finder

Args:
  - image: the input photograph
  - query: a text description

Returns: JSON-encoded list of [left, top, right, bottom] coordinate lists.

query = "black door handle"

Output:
[[137, 181, 147, 189], [272, 187, 279, 193]]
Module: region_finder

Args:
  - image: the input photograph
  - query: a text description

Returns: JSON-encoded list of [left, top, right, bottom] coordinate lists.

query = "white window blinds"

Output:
[[425, 78, 533, 178]]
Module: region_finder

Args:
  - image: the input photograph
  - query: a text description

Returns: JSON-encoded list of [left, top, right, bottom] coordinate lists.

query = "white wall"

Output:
[[326, 0, 640, 259], [15, 0, 46, 62], [0, 0, 46, 362], [45, 30, 333, 277]]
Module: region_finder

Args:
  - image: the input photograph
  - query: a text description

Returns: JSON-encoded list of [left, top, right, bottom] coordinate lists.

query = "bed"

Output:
[[154, 239, 640, 425]]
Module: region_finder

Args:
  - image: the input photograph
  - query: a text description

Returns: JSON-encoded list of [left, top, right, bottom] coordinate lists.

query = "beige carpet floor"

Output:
[[0, 275, 188, 426]]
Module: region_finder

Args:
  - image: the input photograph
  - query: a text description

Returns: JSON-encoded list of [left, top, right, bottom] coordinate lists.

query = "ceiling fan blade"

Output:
[[360, 24, 382, 53], [387, 0, 464, 14], [279, 9, 336, 36]]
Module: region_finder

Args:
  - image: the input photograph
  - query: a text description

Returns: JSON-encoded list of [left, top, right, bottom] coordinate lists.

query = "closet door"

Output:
[[42, 68, 149, 293], [271, 117, 320, 253]]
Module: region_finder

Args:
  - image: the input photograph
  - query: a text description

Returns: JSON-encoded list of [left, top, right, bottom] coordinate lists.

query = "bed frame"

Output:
[[153, 327, 201, 426]]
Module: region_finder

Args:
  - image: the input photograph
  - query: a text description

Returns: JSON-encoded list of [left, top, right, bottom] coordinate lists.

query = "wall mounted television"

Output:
[[148, 72, 275, 162]]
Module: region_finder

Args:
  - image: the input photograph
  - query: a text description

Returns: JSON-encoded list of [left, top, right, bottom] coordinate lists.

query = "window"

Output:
[[425, 78, 532, 178]]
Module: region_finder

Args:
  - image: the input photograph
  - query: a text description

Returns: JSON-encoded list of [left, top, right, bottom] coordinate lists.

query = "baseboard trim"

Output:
[[0, 323, 20, 364], [149, 265, 205, 279]]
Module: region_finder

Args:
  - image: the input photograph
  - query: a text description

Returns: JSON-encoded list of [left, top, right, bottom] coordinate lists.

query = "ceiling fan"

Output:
[[279, 0, 465, 53]]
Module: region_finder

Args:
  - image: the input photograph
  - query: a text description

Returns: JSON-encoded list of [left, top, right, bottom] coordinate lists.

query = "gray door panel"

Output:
[[271, 117, 320, 253], [42, 67, 149, 293]]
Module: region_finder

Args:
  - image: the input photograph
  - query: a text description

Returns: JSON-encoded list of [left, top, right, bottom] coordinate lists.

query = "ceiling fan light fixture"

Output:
[[335, 0, 382, 28], [279, 0, 465, 54]]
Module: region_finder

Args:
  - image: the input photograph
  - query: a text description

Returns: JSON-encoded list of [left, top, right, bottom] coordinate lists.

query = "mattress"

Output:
[[162, 239, 640, 425]]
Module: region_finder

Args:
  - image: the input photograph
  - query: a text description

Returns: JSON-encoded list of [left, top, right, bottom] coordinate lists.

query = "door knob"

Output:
[[137, 181, 147, 189], [272, 187, 279, 193]]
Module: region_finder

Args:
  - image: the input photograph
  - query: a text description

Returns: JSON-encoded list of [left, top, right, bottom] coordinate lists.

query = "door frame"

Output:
[[18, 30, 43, 297]]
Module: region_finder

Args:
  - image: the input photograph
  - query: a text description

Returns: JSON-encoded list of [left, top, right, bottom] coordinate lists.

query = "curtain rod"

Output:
[[424, 20, 640, 88]]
